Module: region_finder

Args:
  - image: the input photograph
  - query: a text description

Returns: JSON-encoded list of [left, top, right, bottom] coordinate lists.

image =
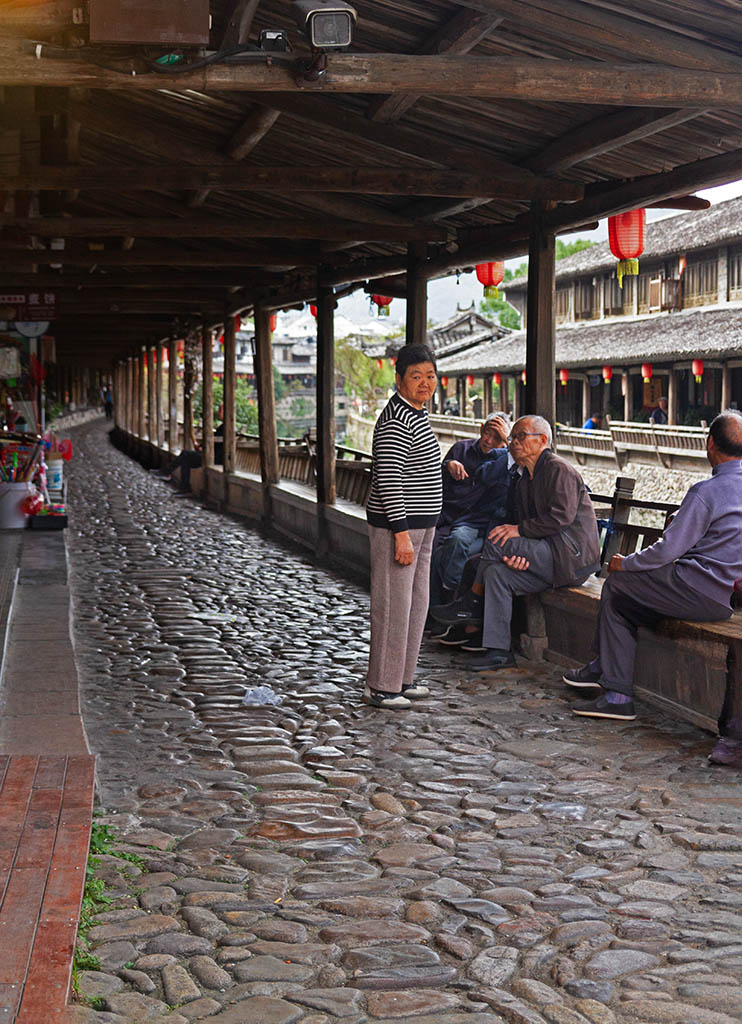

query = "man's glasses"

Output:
[[507, 431, 542, 444]]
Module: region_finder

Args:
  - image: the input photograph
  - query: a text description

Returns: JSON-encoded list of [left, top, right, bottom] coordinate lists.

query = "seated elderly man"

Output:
[[429, 413, 511, 612], [431, 414, 601, 670], [566, 410, 742, 721]]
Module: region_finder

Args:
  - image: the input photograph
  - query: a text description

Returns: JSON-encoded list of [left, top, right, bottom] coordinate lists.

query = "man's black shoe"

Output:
[[437, 623, 471, 646], [430, 622, 454, 640], [563, 664, 602, 690], [430, 591, 483, 626], [572, 695, 636, 721], [468, 648, 516, 672], [461, 631, 486, 652]]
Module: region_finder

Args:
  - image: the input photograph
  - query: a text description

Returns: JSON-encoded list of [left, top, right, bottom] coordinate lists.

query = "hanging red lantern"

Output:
[[692, 358, 704, 383], [371, 294, 393, 317], [641, 362, 653, 383], [559, 368, 569, 387], [521, 370, 527, 385], [476, 261, 505, 298], [270, 314, 277, 333], [608, 208, 646, 287], [466, 374, 475, 387], [310, 304, 317, 318], [235, 315, 241, 330], [376, 358, 383, 369], [440, 375, 449, 387], [602, 365, 613, 383], [493, 372, 502, 388]]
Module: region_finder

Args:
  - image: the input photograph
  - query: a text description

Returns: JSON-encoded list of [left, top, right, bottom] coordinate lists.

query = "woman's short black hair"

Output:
[[710, 410, 742, 457], [395, 344, 437, 379]]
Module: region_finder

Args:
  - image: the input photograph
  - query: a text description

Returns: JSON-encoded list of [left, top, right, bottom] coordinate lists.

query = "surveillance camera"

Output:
[[293, 0, 357, 49]]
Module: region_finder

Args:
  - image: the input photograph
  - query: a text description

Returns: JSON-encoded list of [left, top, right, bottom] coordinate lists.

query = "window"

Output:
[[556, 287, 571, 323], [575, 278, 597, 320], [603, 276, 623, 317], [684, 255, 718, 307], [730, 247, 742, 300], [637, 273, 651, 314]]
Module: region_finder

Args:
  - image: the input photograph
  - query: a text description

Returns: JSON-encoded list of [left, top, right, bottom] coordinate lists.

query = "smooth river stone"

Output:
[[200, 996, 304, 1024], [585, 949, 661, 979], [287, 988, 364, 1017], [318, 897, 405, 918], [467, 946, 520, 988], [232, 956, 316, 984], [366, 989, 463, 1018], [292, 879, 401, 900], [88, 914, 181, 943], [318, 920, 431, 947], [373, 843, 441, 868], [251, 818, 362, 841], [252, 790, 341, 806], [343, 943, 458, 990], [246, 940, 341, 964]]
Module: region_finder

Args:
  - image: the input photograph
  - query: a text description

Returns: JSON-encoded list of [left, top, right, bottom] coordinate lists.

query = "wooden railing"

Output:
[[556, 421, 707, 468]]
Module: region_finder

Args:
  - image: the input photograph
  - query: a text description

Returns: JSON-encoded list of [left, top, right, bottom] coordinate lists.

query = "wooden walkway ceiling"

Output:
[[1, 0, 741, 367]]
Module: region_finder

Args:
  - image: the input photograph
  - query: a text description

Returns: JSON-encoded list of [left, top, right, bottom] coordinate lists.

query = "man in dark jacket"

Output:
[[429, 413, 510, 608], [431, 414, 600, 670]]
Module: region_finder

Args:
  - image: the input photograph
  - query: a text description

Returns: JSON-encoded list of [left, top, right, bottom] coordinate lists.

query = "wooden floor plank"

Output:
[[0, 870, 46, 985], [16, 920, 76, 1022], [39, 824, 90, 924], [0, 758, 37, 904], [13, 788, 63, 870], [32, 756, 67, 790], [0, 983, 22, 1019], [58, 756, 96, 827]]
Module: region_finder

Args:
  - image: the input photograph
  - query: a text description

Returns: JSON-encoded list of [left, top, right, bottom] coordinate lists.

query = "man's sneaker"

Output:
[[402, 681, 430, 699], [363, 686, 412, 709], [461, 631, 486, 652], [429, 622, 454, 640], [437, 623, 471, 646], [572, 694, 636, 721], [562, 663, 602, 690], [467, 649, 516, 672], [430, 591, 483, 626]]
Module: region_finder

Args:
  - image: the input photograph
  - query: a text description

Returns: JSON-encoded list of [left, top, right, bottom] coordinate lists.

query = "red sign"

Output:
[[0, 292, 58, 321]]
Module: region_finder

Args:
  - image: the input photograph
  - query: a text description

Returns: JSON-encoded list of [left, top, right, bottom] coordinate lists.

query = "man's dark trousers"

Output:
[[588, 563, 731, 696]]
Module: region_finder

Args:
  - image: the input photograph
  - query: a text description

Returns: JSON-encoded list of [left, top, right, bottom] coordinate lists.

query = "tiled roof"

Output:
[[505, 196, 742, 291], [436, 305, 742, 374]]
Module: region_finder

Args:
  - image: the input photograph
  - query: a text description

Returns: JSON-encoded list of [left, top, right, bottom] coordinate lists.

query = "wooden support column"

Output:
[[406, 242, 428, 347], [201, 326, 214, 469], [138, 349, 147, 439], [155, 341, 165, 448], [513, 374, 522, 420], [581, 377, 590, 424], [167, 338, 178, 454], [722, 361, 731, 412], [524, 201, 556, 425], [147, 345, 156, 442], [222, 309, 237, 489], [668, 369, 678, 425], [316, 284, 337, 523], [126, 357, 134, 434], [483, 375, 493, 417], [254, 305, 280, 520], [131, 356, 139, 436], [623, 370, 633, 421], [183, 342, 195, 451]]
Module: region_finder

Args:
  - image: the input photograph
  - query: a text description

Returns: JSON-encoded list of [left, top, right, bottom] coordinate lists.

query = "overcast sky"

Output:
[[336, 179, 742, 328]]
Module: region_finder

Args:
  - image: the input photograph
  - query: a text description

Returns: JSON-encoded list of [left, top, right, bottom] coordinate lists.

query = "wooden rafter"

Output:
[[367, 9, 503, 124]]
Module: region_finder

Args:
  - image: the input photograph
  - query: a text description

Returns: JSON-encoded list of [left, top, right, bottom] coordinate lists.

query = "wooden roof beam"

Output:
[[368, 9, 503, 124], [1, 215, 451, 243], [4, 49, 742, 106], [4, 166, 584, 200], [526, 107, 709, 174], [3, 249, 315, 268]]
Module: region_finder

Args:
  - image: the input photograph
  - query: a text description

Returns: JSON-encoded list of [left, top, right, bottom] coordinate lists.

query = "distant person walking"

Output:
[[650, 397, 668, 425], [103, 387, 113, 420]]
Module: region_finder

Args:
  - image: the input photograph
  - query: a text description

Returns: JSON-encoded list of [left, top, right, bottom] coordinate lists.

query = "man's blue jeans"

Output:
[[429, 524, 483, 607]]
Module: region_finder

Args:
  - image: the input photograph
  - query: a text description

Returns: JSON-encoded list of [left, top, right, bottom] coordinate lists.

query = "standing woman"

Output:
[[365, 344, 443, 708]]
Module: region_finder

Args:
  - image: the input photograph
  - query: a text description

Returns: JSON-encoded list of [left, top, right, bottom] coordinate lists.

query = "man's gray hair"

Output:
[[484, 411, 511, 425], [526, 414, 553, 446]]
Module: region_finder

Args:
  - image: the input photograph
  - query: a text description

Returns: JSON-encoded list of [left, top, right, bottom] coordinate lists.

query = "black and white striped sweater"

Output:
[[366, 392, 443, 533]]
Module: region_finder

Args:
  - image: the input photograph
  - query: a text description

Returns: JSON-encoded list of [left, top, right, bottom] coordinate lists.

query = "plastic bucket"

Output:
[[0, 482, 31, 529], [46, 457, 63, 491]]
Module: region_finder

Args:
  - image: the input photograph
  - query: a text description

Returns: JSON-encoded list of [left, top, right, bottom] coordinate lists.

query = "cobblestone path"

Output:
[[66, 420, 742, 1024]]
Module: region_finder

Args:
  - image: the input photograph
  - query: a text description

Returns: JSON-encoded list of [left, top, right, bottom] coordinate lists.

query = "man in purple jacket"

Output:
[[566, 410, 742, 721]]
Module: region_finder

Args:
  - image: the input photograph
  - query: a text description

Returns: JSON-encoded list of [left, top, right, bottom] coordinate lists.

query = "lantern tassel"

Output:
[[616, 258, 639, 288], [484, 286, 499, 300], [379, 305, 390, 317]]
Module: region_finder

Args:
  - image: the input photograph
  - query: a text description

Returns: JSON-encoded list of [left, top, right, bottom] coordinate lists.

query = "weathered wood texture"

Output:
[[525, 202, 556, 426], [253, 306, 280, 504], [201, 326, 214, 470], [222, 311, 237, 477], [316, 287, 337, 508]]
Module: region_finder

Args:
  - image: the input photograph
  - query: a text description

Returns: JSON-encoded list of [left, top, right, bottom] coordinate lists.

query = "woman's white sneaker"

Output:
[[364, 686, 412, 709], [402, 682, 430, 699]]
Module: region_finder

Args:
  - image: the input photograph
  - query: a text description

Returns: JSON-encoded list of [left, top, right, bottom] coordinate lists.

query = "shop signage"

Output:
[[0, 292, 58, 321]]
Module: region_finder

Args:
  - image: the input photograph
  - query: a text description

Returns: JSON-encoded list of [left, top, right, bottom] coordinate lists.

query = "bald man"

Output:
[[567, 410, 742, 720]]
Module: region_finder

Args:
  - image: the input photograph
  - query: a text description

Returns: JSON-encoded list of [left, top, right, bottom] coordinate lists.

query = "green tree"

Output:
[[479, 293, 522, 330], [335, 335, 397, 415], [556, 237, 596, 260], [193, 376, 259, 433]]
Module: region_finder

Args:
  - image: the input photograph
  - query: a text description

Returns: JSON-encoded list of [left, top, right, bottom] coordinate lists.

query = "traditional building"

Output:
[[437, 197, 742, 425]]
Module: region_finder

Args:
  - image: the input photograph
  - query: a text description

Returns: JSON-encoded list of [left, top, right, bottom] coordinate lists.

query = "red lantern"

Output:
[[692, 358, 704, 383], [235, 315, 241, 330], [521, 370, 527, 385], [440, 375, 449, 388], [310, 304, 317, 318], [371, 295, 393, 317], [608, 209, 646, 287], [270, 314, 277, 333], [559, 368, 569, 387], [476, 261, 505, 298], [376, 358, 383, 369], [493, 372, 502, 388], [641, 362, 653, 383], [602, 365, 613, 383], [466, 374, 475, 387]]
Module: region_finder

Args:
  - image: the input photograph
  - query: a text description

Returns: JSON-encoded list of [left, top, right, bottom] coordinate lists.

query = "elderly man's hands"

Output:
[[488, 523, 520, 546], [447, 460, 469, 481], [503, 554, 529, 572], [394, 531, 415, 565], [490, 415, 510, 446], [608, 553, 625, 573]]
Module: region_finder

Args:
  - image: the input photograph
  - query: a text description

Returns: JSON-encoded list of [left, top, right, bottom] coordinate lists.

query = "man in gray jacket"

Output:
[[431, 414, 601, 670], [566, 409, 742, 721]]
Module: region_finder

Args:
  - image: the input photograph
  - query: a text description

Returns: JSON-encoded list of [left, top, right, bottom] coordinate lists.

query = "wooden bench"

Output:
[[519, 477, 742, 734], [0, 755, 96, 1021]]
